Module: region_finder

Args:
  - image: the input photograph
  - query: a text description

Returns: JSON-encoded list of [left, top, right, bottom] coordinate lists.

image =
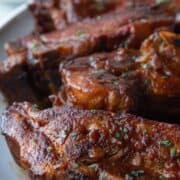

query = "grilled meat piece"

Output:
[[29, 0, 179, 33], [55, 48, 142, 113], [1, 103, 179, 179], [138, 31, 180, 120], [55, 31, 180, 122], [0, 54, 41, 105], [7, 5, 175, 56], [29, 0, 125, 33], [3, 6, 175, 99]]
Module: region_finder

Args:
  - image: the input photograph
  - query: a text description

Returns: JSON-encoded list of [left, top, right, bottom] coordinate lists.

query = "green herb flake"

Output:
[[32, 139, 36, 145], [120, 127, 129, 134], [76, 30, 87, 37], [144, 79, 150, 86], [156, 0, 171, 5], [170, 147, 176, 158], [92, 69, 107, 78], [113, 81, 119, 86], [159, 140, 173, 147], [130, 170, 144, 177], [160, 175, 168, 180], [143, 129, 148, 135], [70, 132, 78, 139], [47, 146, 53, 153], [89, 163, 98, 170], [115, 132, 121, 139], [95, 0, 106, 11], [31, 42, 38, 50], [59, 130, 67, 139], [91, 109, 97, 114], [121, 72, 129, 78], [32, 104, 39, 110], [73, 162, 79, 169], [96, 15, 102, 20], [141, 64, 149, 69]]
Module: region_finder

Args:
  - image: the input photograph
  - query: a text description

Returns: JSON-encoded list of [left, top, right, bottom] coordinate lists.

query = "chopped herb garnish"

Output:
[[170, 147, 176, 158], [76, 30, 87, 37], [95, 0, 106, 11], [47, 146, 53, 153], [70, 132, 78, 139], [159, 140, 173, 147], [121, 127, 129, 134], [156, 0, 170, 5], [113, 81, 119, 85], [160, 175, 168, 180], [130, 170, 144, 177], [121, 72, 129, 78], [59, 130, 67, 139], [32, 104, 39, 110], [89, 56, 95, 63], [73, 162, 79, 169], [89, 163, 98, 170], [31, 42, 38, 49], [92, 69, 107, 78], [141, 64, 149, 69], [127, 0, 135, 7], [32, 139, 36, 145], [143, 129, 148, 135], [96, 15, 102, 20], [91, 109, 97, 114], [144, 79, 150, 85], [115, 132, 121, 139]]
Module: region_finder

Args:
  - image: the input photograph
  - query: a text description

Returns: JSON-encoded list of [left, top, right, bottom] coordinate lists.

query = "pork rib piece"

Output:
[[55, 31, 180, 122], [29, 0, 180, 33], [1, 103, 179, 179], [2, 6, 175, 100], [7, 4, 175, 56], [0, 54, 41, 104], [138, 31, 180, 120], [29, 0, 126, 33], [56, 48, 142, 113]]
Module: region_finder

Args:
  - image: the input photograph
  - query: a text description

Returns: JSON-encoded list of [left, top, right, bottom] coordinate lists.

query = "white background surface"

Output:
[[0, 1, 26, 21], [0, 3, 33, 180]]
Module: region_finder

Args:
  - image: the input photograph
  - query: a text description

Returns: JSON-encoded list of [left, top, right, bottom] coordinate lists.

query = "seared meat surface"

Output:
[[3, 5, 175, 100], [29, 0, 127, 33], [29, 0, 180, 33], [0, 54, 40, 104], [1, 103, 179, 179], [7, 4, 175, 56], [0, 1, 180, 180], [55, 48, 142, 113], [55, 31, 180, 122], [138, 31, 180, 119]]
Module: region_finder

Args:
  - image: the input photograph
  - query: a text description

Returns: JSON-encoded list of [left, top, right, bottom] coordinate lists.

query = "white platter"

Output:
[[0, 4, 33, 180]]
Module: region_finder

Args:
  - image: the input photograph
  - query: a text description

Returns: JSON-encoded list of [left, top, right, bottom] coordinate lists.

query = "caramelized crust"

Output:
[[138, 31, 180, 119], [1, 103, 179, 179], [29, 0, 180, 33], [56, 48, 142, 113], [0, 54, 40, 104], [6, 5, 175, 56], [3, 6, 175, 99]]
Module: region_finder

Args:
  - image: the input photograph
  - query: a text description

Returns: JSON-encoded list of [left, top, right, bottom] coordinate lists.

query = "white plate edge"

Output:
[[0, 3, 28, 31]]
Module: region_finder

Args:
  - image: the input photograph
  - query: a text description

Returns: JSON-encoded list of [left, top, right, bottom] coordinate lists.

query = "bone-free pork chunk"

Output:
[[1, 103, 179, 179], [57, 48, 141, 113]]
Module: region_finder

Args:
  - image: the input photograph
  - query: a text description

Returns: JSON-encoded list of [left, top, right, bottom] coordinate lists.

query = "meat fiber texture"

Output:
[[1, 103, 180, 179]]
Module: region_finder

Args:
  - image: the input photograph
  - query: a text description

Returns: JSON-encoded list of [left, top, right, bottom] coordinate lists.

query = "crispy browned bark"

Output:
[[55, 48, 142, 113], [138, 31, 180, 120], [1, 103, 179, 179]]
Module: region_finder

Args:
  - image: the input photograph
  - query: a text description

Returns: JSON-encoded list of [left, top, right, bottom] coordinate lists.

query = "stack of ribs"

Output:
[[0, 0, 180, 179]]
